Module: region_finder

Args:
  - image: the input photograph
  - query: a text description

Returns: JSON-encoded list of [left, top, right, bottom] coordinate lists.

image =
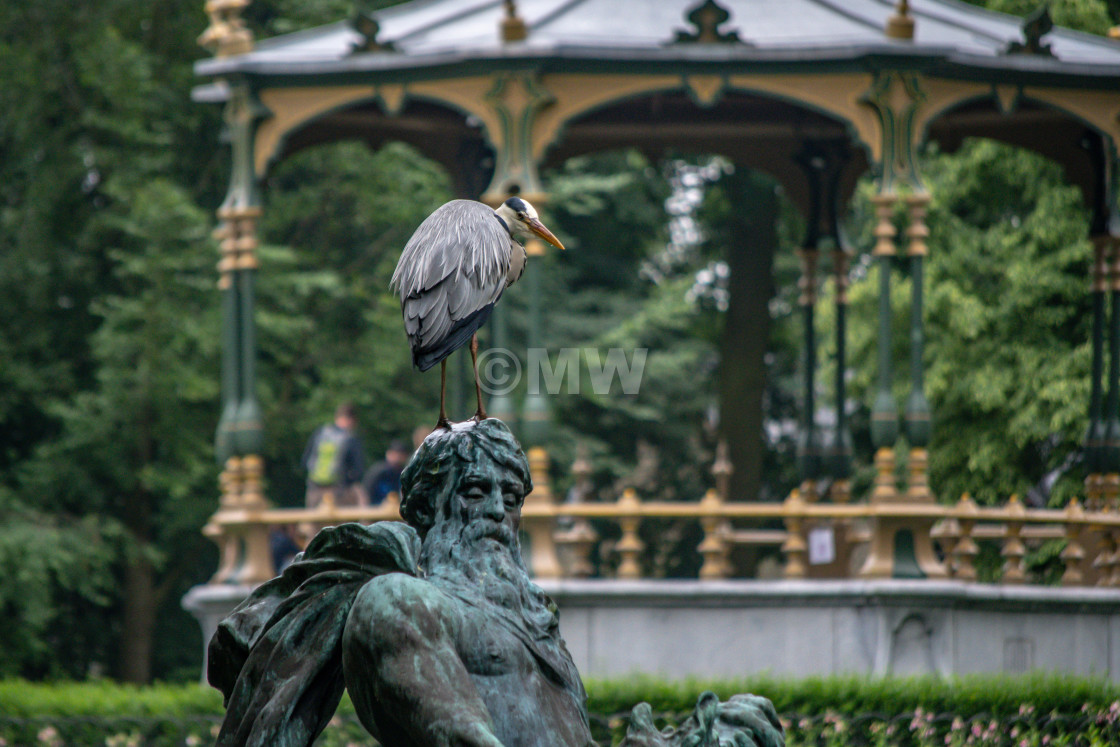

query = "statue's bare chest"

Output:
[[456, 610, 533, 677]]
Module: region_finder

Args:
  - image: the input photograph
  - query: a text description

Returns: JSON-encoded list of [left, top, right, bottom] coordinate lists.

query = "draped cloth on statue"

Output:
[[208, 521, 422, 747]]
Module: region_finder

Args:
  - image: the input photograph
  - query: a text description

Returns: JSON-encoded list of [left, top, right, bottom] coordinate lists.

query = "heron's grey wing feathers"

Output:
[[391, 200, 510, 353]]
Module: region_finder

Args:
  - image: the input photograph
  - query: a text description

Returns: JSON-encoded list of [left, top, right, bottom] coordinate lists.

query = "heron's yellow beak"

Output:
[[527, 218, 565, 251]]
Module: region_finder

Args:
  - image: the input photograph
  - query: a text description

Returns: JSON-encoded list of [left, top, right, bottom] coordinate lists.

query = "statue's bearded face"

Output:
[[452, 460, 524, 550]]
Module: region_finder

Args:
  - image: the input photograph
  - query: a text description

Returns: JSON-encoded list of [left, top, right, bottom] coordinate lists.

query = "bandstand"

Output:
[[184, 0, 1120, 680]]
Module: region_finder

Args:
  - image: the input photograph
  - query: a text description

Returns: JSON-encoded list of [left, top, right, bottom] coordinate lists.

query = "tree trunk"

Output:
[[119, 550, 157, 683], [719, 169, 777, 503]]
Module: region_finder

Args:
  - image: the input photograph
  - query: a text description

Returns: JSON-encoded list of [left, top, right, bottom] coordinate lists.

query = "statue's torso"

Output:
[[454, 604, 593, 747]]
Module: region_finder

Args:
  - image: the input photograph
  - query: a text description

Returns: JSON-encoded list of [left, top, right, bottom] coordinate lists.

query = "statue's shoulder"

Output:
[[298, 520, 421, 576], [348, 570, 466, 653]]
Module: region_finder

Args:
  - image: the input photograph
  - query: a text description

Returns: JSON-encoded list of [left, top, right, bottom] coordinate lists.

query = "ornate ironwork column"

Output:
[[795, 245, 820, 501], [1087, 132, 1120, 511], [1087, 236, 1109, 509], [870, 192, 899, 502], [1105, 238, 1120, 509], [794, 148, 826, 501], [212, 86, 266, 513], [816, 144, 854, 502], [905, 193, 932, 503], [829, 240, 853, 503], [199, 0, 271, 585], [858, 71, 945, 579]]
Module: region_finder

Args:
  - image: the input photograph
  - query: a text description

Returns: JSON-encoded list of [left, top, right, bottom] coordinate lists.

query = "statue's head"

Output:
[[400, 419, 560, 650], [400, 419, 532, 541]]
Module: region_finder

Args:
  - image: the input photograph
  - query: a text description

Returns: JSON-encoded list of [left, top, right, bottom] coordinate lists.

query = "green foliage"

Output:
[[584, 672, 1120, 718], [2, 676, 1118, 746], [255, 140, 453, 505], [976, 0, 1113, 34], [0, 493, 118, 679], [840, 139, 1093, 508]]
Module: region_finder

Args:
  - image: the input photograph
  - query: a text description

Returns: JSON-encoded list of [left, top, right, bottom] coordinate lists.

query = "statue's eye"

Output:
[[503, 492, 518, 510]]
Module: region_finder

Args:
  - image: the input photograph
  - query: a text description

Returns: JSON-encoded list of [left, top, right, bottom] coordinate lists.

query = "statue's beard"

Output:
[[421, 517, 558, 639]]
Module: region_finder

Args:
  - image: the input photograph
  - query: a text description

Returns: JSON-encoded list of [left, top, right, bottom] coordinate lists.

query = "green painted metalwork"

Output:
[[234, 268, 264, 455], [483, 72, 554, 200], [859, 72, 925, 193], [826, 255, 853, 479], [673, 0, 742, 45], [216, 282, 241, 463], [905, 255, 930, 448], [871, 254, 898, 449], [1088, 277, 1106, 473], [892, 529, 925, 580], [1106, 264, 1120, 473], [1087, 135, 1119, 474], [486, 304, 518, 430], [521, 255, 550, 447], [215, 83, 266, 459], [794, 148, 824, 482], [796, 287, 819, 481]]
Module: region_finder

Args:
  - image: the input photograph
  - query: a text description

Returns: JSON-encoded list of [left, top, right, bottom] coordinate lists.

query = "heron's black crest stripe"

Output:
[[493, 212, 509, 233], [503, 196, 527, 213], [413, 301, 497, 371]]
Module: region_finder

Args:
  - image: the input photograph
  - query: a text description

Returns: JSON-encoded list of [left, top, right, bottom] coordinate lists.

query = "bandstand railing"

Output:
[[203, 446, 1120, 588]]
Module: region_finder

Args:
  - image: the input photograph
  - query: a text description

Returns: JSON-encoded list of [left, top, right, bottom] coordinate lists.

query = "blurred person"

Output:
[[302, 403, 367, 507], [362, 439, 411, 505]]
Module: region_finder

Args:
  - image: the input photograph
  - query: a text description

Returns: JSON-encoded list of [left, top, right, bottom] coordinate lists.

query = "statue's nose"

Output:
[[482, 488, 506, 521]]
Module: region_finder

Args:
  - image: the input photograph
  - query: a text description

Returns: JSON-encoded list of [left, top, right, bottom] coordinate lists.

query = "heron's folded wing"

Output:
[[393, 200, 510, 354]]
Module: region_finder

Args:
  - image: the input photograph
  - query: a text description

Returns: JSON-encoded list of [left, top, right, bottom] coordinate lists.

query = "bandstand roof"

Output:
[[198, 0, 1120, 86], [195, 0, 1120, 223]]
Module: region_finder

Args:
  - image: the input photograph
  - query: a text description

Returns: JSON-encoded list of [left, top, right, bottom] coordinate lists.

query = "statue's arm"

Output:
[[342, 574, 505, 747]]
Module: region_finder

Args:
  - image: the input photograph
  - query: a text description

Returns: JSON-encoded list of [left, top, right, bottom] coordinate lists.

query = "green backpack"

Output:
[[309, 426, 347, 486]]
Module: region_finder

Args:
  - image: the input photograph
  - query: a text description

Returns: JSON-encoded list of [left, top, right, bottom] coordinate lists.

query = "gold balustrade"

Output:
[[203, 467, 1120, 588]]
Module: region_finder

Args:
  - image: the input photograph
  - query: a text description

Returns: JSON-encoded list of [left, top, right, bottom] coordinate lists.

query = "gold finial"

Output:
[[885, 0, 915, 40], [199, 0, 254, 57], [501, 0, 528, 43], [711, 439, 732, 501], [1110, 26, 1120, 40]]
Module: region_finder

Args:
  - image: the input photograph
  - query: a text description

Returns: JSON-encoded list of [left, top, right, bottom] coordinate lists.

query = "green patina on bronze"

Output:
[[208, 418, 783, 747]]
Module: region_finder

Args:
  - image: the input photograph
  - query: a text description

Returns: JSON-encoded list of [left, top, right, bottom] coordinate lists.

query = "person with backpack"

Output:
[[302, 403, 367, 508]]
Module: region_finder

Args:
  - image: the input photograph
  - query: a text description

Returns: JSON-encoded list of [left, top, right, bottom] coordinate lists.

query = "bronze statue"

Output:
[[208, 419, 783, 747]]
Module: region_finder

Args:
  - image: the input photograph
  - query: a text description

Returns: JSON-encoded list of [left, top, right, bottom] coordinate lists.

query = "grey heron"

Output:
[[391, 196, 565, 428]]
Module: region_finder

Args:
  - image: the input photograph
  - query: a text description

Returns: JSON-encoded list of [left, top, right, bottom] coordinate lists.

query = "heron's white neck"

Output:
[[494, 203, 520, 237]]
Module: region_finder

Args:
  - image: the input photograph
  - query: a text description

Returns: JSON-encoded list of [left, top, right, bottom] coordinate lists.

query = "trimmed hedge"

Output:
[[1, 675, 1118, 746], [583, 671, 1120, 718]]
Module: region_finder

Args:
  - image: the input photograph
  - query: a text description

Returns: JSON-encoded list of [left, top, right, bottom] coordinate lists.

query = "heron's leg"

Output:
[[470, 333, 487, 421], [436, 359, 451, 429]]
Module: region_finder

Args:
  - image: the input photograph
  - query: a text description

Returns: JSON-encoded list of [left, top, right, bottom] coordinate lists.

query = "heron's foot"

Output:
[[436, 416, 453, 430], [471, 409, 487, 423]]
